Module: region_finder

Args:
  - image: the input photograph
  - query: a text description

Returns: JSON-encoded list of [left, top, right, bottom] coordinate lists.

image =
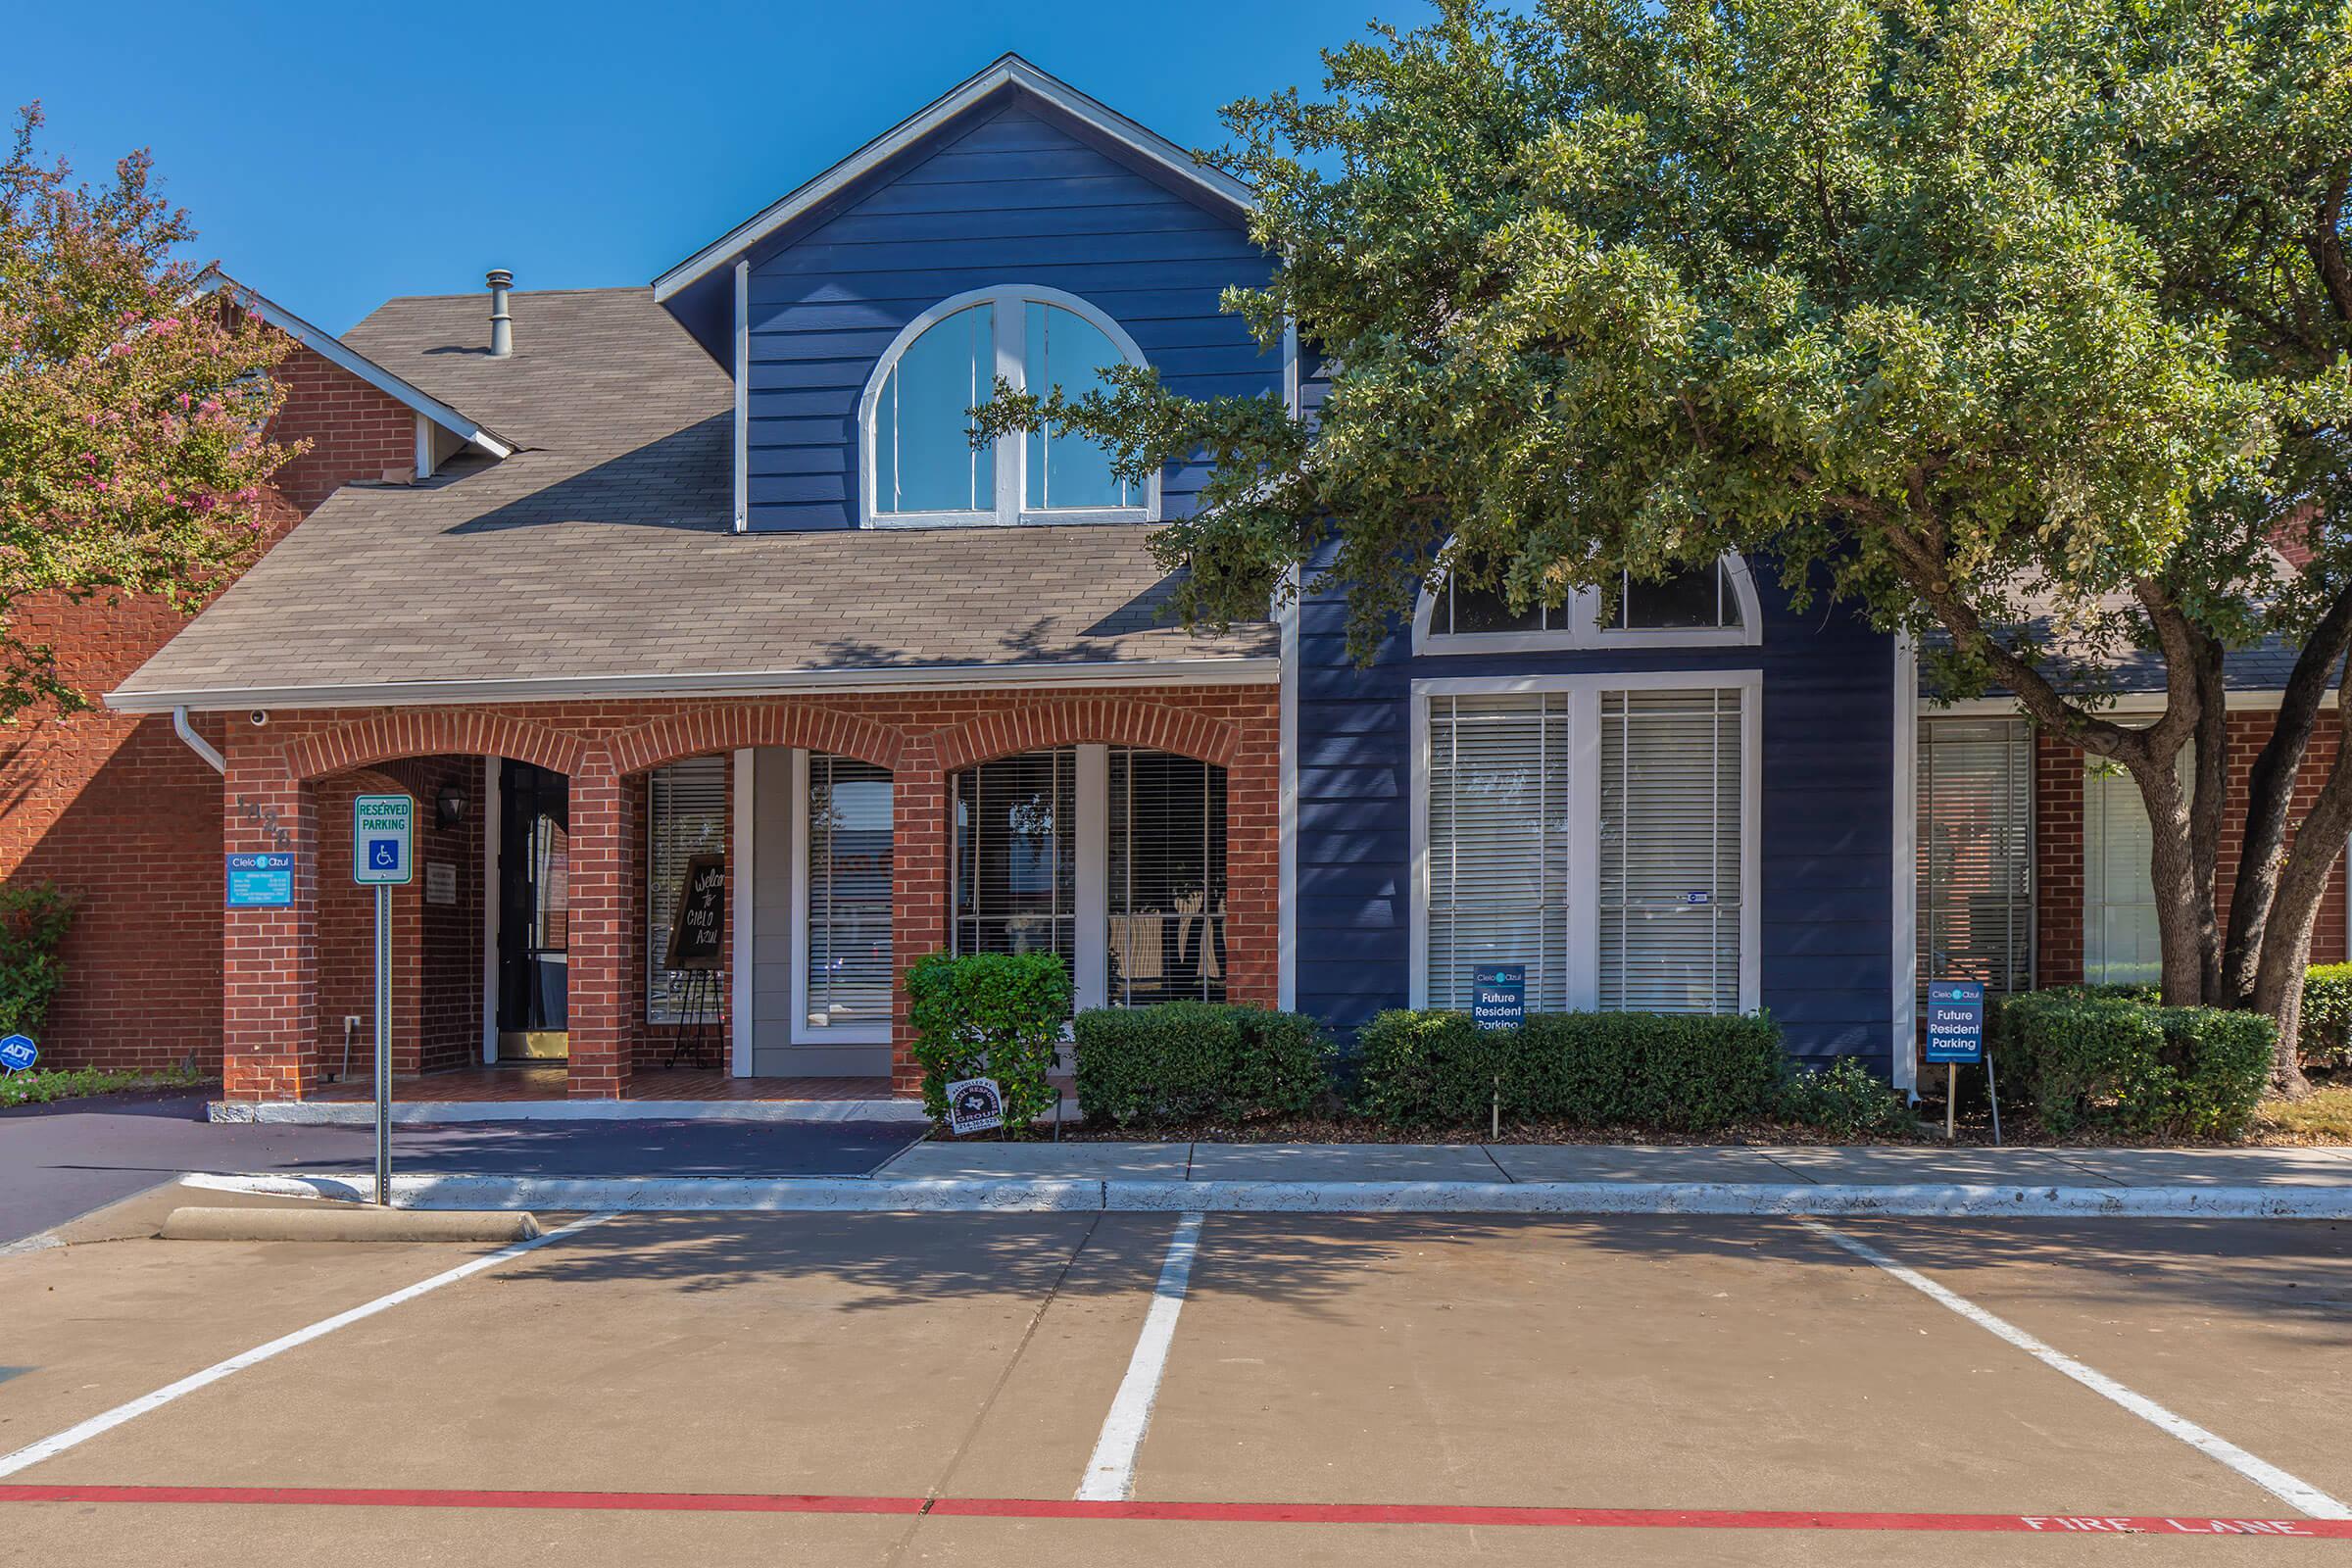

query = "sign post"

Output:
[[1924, 980, 1990, 1144], [353, 794, 414, 1204]]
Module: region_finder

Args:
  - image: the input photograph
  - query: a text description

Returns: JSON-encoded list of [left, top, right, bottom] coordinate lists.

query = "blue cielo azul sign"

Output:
[[0, 1033, 36, 1072], [225, 853, 295, 908], [1470, 963, 1526, 1031], [1925, 980, 1986, 1064]]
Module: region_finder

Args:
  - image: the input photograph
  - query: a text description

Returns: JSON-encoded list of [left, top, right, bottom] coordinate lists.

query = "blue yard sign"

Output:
[[0, 1034, 36, 1073], [1925, 980, 1986, 1064], [1470, 964, 1526, 1031], [225, 853, 295, 908]]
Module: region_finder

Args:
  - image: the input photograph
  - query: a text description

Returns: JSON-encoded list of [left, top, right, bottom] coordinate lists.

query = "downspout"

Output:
[[172, 706, 225, 773]]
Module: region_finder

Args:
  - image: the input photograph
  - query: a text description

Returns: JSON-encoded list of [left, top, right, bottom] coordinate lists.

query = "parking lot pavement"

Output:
[[3, 1200, 2347, 1564]]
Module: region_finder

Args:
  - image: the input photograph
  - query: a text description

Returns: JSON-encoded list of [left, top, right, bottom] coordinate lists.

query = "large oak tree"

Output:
[[981, 0, 2352, 1090]]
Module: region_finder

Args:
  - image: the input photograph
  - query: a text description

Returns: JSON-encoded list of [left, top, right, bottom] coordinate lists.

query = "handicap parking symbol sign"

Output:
[[370, 841, 400, 869]]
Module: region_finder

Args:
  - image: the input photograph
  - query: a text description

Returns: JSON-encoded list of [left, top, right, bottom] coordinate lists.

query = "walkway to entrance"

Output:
[[304, 1065, 894, 1104]]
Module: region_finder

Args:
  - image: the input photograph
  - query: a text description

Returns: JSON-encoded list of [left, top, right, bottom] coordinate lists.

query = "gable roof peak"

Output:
[[651, 54, 1253, 306]]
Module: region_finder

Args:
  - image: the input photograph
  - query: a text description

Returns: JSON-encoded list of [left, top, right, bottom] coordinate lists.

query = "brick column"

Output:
[[1222, 704, 1281, 1007], [221, 746, 318, 1102], [2035, 731, 2084, 988], [890, 740, 949, 1097], [566, 749, 631, 1100]]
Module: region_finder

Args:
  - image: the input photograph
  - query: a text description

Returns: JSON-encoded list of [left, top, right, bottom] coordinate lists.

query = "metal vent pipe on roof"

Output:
[[486, 269, 514, 358]]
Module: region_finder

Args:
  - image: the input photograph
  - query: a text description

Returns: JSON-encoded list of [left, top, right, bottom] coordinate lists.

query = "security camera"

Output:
[[249, 710, 270, 727]]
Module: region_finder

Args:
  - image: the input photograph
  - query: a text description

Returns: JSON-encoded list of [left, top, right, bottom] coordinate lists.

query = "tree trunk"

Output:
[[2248, 682, 2352, 1094], [2133, 752, 2210, 1008]]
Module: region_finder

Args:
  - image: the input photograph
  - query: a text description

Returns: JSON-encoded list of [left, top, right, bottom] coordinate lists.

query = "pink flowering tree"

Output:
[[0, 102, 296, 719]]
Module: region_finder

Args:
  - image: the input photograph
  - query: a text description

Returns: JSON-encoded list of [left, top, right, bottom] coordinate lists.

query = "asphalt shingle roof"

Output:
[[112, 288, 1272, 710]]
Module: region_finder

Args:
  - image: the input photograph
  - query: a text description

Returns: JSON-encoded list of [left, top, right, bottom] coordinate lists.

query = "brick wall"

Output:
[[220, 687, 1280, 1100], [0, 341, 418, 1072]]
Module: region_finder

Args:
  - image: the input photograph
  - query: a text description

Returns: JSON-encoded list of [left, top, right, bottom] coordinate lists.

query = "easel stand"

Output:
[[665, 968, 722, 1068]]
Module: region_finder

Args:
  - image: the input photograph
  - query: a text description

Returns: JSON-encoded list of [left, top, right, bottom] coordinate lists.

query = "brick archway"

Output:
[[285, 711, 586, 782], [931, 700, 1240, 772], [607, 706, 907, 777]]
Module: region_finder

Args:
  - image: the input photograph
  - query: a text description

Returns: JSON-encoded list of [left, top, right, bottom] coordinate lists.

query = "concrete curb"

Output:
[[158, 1205, 543, 1243], [206, 1099, 930, 1126], [186, 1171, 2352, 1221]]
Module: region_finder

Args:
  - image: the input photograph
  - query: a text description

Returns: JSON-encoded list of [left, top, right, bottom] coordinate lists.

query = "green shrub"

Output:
[[1352, 1008, 1784, 1131], [905, 951, 1070, 1135], [1775, 1058, 1915, 1139], [0, 882, 74, 1040], [2300, 965, 2352, 1068], [1072, 1002, 1333, 1127], [1996, 990, 2273, 1138]]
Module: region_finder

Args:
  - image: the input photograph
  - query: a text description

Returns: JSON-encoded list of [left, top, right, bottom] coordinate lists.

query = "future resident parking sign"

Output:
[[1471, 964, 1526, 1031], [1925, 980, 1986, 1064]]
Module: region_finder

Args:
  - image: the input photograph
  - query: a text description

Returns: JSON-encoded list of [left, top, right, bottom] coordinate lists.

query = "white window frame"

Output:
[[1407, 669, 1764, 1013], [787, 749, 895, 1048], [1411, 553, 1764, 655], [857, 284, 1162, 530]]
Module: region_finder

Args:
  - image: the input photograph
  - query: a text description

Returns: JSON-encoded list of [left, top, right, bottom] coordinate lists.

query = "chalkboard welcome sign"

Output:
[[663, 853, 726, 972]]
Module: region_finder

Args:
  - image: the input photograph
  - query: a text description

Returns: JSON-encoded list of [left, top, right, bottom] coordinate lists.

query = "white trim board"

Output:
[[190, 268, 513, 459], [1890, 632, 1919, 1093], [107, 656, 1281, 714], [653, 54, 1253, 303], [1407, 669, 1766, 1016]]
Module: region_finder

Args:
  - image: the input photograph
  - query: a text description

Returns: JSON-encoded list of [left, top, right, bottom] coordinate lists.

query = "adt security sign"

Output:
[[0, 1033, 36, 1073], [1471, 963, 1526, 1031], [1925, 980, 1986, 1064], [352, 794, 414, 886]]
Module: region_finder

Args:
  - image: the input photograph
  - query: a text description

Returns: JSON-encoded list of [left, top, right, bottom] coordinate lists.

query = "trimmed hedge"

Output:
[[1775, 1058, 1915, 1138], [906, 951, 1071, 1134], [1352, 1008, 1784, 1131], [1073, 1002, 1332, 1127], [1994, 990, 2273, 1137], [2301, 965, 2352, 1068]]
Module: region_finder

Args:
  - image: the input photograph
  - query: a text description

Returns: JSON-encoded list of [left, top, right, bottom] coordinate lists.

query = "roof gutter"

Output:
[[172, 706, 226, 773], [109, 655, 1282, 714]]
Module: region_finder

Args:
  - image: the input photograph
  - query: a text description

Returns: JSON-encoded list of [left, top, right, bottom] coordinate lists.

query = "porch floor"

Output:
[[308, 1064, 896, 1103]]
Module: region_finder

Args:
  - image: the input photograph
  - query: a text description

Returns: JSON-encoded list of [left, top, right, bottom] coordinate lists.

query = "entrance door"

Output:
[[496, 760, 569, 1058]]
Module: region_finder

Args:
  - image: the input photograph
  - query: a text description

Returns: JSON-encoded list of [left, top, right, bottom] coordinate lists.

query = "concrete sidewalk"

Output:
[[878, 1139, 2352, 1190]]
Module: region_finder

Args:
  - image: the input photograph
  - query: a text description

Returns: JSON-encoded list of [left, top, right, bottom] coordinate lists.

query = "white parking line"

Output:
[[1077, 1211, 1204, 1501], [1797, 1217, 2351, 1520], [0, 1211, 617, 1481]]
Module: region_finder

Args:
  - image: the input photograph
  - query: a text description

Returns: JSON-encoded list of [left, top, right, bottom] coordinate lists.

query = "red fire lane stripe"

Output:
[[1, 1485, 2344, 1539]]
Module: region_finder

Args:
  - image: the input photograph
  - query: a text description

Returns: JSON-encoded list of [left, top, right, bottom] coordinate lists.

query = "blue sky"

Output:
[[5, 0, 1417, 332]]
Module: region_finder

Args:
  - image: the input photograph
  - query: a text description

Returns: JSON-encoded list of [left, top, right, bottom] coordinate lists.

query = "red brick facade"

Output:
[[0, 343, 416, 1073], [219, 687, 1280, 1101]]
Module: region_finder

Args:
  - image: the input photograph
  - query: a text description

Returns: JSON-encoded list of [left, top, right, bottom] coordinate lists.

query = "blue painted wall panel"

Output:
[[744, 99, 1278, 532], [1293, 546, 1897, 1061]]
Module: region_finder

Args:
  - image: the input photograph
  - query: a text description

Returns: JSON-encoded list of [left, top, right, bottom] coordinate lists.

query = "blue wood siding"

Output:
[[743, 98, 1279, 531], [1293, 549, 1895, 1062]]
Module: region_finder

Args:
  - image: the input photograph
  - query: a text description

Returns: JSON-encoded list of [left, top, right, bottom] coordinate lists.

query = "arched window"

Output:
[[860, 286, 1158, 528], [1414, 553, 1763, 653]]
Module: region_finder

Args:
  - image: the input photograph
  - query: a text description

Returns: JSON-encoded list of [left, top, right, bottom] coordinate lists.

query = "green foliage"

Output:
[[2, 104, 297, 719], [1774, 1058, 1916, 1140], [1072, 1002, 1333, 1127], [0, 880, 74, 1038], [1351, 1008, 1785, 1131], [0, 1064, 203, 1108], [905, 952, 1070, 1136], [2300, 965, 2352, 1068], [1996, 990, 2274, 1138]]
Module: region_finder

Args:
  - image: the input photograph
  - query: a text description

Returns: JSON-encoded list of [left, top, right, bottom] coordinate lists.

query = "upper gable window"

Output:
[[1417, 555, 1760, 653], [861, 286, 1157, 528]]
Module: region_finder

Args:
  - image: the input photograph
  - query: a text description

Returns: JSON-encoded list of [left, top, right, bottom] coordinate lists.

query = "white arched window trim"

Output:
[[857, 284, 1162, 530], [1410, 551, 1764, 654]]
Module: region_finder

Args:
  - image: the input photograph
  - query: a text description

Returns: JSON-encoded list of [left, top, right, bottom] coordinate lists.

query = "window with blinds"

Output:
[[2085, 757, 2164, 985], [1917, 717, 2033, 995], [1598, 689, 1743, 1012], [953, 748, 1076, 968], [646, 755, 726, 1022], [1424, 693, 1573, 1010], [1108, 749, 1228, 1005], [807, 755, 893, 1032]]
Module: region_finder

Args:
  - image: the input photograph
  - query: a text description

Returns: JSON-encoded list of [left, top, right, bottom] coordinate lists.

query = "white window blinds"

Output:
[[806, 755, 893, 1032], [1424, 693, 1572, 1010], [646, 756, 726, 1023], [1598, 689, 1743, 1012], [2084, 757, 2164, 986], [1918, 717, 2033, 994]]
